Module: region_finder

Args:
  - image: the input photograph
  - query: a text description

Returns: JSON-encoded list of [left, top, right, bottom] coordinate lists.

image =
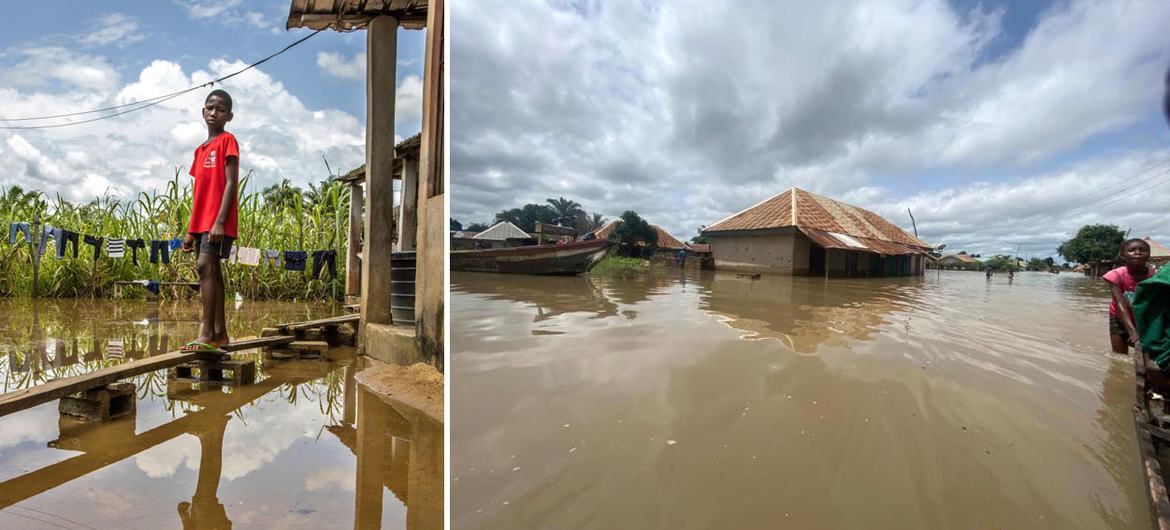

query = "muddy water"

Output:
[[451, 270, 1149, 529], [0, 299, 441, 530]]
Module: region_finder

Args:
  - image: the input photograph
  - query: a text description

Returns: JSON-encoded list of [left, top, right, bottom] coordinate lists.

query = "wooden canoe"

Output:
[[450, 239, 609, 275], [1134, 347, 1170, 530]]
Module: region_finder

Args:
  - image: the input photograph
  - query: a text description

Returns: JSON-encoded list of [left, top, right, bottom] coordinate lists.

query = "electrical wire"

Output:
[[0, 29, 324, 129]]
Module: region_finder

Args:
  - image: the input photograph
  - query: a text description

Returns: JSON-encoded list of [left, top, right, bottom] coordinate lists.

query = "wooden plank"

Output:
[[276, 313, 360, 331], [0, 335, 294, 417]]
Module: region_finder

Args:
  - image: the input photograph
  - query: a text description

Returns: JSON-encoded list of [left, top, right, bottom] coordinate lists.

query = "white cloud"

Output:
[[181, 0, 244, 19], [0, 56, 370, 203], [451, 0, 1170, 258], [316, 51, 365, 80], [242, 11, 268, 29], [395, 74, 423, 131], [79, 13, 145, 48]]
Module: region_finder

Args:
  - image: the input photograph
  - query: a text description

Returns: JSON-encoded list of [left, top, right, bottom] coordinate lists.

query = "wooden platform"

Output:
[[275, 313, 360, 332], [0, 335, 294, 417]]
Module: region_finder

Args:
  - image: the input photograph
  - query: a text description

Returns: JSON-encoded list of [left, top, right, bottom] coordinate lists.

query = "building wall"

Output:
[[414, 0, 445, 371], [710, 233, 797, 273], [792, 234, 811, 274]]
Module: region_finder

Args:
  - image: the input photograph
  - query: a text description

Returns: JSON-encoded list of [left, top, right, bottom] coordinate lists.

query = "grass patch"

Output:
[[589, 255, 662, 278]]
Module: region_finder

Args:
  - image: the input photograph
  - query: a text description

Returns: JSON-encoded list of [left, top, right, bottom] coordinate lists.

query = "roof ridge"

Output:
[[704, 189, 792, 231]]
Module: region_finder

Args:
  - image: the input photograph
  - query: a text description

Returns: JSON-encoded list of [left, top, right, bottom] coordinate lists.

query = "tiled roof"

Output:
[[703, 188, 930, 249], [1144, 237, 1170, 258], [652, 225, 689, 250], [593, 218, 620, 240], [473, 221, 530, 241], [941, 253, 979, 263], [590, 219, 688, 249]]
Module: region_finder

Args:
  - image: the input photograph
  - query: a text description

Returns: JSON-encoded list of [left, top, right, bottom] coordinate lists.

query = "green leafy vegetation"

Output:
[[1058, 224, 1126, 266], [0, 170, 349, 299]]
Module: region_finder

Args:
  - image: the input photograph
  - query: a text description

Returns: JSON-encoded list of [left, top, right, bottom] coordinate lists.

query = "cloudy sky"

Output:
[[452, 0, 1170, 260], [0, 1, 425, 202]]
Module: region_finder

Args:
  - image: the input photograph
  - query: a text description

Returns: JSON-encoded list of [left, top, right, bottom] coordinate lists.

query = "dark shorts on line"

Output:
[[1109, 313, 1130, 340], [193, 232, 234, 260]]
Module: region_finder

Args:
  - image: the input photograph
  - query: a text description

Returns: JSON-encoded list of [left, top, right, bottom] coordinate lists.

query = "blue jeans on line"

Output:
[[8, 222, 30, 245]]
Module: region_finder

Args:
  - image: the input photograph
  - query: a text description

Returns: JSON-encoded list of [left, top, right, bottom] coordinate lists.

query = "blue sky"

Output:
[[451, 0, 1170, 260], [0, 1, 425, 201]]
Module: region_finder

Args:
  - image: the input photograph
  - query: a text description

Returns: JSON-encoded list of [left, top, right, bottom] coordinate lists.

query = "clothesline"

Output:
[[5, 221, 338, 279]]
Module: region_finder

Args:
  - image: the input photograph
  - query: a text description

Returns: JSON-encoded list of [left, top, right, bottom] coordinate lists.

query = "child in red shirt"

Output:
[[181, 89, 239, 352], [1103, 238, 1154, 354]]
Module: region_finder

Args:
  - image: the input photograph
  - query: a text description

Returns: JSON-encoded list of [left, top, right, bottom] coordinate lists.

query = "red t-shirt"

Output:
[[1103, 264, 1154, 316], [188, 132, 239, 237]]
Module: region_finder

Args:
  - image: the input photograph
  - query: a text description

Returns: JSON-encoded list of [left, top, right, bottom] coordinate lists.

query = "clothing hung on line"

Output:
[[7, 222, 31, 245], [126, 238, 145, 265], [107, 238, 125, 258], [52, 229, 79, 259], [264, 249, 281, 268], [169, 238, 182, 251], [311, 250, 337, 279], [283, 251, 307, 271], [36, 225, 56, 256], [84, 235, 103, 261], [235, 246, 261, 266], [150, 240, 170, 264]]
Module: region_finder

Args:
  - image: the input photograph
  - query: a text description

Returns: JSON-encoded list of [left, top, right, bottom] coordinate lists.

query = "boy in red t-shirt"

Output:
[[181, 89, 239, 352]]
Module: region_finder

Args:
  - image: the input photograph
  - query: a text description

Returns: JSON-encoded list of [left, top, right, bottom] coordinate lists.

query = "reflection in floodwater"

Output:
[[0, 299, 441, 529], [452, 270, 1149, 529]]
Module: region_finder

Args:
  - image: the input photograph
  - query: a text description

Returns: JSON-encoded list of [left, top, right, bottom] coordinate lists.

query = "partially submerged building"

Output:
[[938, 252, 980, 270], [472, 221, 532, 248], [593, 218, 693, 264], [701, 188, 931, 277]]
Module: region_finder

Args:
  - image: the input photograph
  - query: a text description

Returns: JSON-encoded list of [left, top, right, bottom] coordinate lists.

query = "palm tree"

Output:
[[261, 179, 303, 212], [584, 213, 605, 231], [545, 197, 584, 227]]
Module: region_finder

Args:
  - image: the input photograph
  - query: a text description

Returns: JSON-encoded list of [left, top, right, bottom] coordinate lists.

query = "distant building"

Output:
[[938, 252, 980, 270], [466, 221, 534, 249], [1145, 237, 1170, 266], [592, 218, 692, 264], [700, 188, 931, 277]]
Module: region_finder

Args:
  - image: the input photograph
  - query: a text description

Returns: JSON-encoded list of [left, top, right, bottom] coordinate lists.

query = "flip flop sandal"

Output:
[[181, 341, 225, 354]]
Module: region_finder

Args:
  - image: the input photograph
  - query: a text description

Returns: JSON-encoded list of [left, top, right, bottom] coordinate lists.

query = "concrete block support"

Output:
[[59, 382, 136, 422], [360, 15, 399, 351]]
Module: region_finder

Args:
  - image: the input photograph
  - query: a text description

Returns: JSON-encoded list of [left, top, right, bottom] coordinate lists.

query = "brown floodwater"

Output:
[[451, 270, 1150, 529], [0, 299, 441, 530]]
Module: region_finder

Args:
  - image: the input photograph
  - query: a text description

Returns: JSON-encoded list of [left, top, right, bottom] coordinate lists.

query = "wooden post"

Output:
[[361, 14, 399, 341], [347, 183, 363, 300], [399, 158, 419, 251]]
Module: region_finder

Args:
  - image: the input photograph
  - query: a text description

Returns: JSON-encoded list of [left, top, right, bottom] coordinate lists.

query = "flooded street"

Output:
[[0, 299, 441, 529], [452, 270, 1149, 529]]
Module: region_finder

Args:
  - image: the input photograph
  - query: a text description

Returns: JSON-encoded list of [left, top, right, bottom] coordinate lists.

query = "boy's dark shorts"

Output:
[[1109, 313, 1130, 340], [193, 232, 234, 260]]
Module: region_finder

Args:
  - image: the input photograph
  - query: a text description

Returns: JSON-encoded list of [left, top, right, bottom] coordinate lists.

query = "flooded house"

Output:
[[700, 188, 931, 277], [470, 220, 533, 248], [593, 218, 693, 264], [938, 252, 981, 270]]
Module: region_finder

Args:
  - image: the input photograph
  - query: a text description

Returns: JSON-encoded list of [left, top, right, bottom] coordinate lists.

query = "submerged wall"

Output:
[[709, 233, 798, 273]]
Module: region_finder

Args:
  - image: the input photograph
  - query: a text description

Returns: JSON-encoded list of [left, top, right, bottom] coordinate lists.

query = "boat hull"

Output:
[[1134, 349, 1170, 530], [450, 240, 609, 275]]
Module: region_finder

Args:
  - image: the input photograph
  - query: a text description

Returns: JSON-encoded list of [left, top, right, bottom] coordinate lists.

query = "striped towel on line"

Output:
[[107, 238, 125, 258]]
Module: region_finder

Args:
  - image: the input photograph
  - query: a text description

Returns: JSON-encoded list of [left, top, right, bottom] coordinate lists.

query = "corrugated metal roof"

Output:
[[286, 0, 429, 31], [801, 228, 926, 256], [473, 221, 530, 241], [703, 188, 931, 249]]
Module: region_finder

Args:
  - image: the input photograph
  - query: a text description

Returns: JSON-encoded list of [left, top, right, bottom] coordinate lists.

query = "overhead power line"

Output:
[[0, 29, 324, 130]]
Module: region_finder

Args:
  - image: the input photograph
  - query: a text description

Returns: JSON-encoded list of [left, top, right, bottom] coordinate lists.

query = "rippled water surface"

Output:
[[0, 299, 441, 529], [452, 270, 1148, 529]]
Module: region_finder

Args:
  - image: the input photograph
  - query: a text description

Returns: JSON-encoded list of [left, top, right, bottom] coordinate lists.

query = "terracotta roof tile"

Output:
[[703, 188, 930, 249], [591, 219, 688, 249]]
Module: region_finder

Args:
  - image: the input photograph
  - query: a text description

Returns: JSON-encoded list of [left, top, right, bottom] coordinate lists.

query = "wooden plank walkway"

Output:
[[0, 335, 294, 417], [275, 313, 360, 332]]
